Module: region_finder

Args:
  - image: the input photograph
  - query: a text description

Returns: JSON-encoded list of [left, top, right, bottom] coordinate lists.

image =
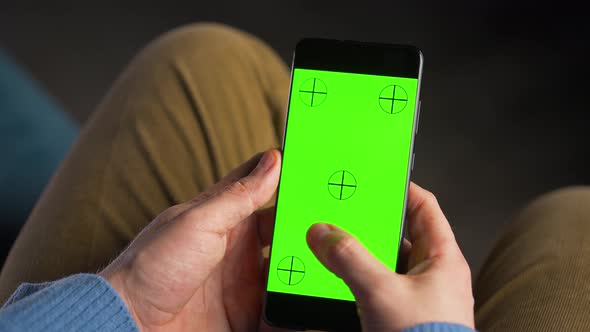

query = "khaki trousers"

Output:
[[1, 23, 589, 331]]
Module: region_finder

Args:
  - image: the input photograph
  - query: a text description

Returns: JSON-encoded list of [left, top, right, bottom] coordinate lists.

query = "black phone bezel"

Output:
[[264, 38, 423, 331]]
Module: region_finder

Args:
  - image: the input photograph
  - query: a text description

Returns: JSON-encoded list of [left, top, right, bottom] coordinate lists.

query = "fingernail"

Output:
[[309, 223, 332, 245], [308, 223, 347, 258], [254, 150, 275, 174]]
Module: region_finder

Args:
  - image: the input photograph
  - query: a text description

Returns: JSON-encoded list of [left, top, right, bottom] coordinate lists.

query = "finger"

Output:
[[189, 151, 266, 205], [178, 149, 281, 234], [406, 182, 459, 259], [306, 223, 393, 298], [395, 238, 412, 274], [163, 152, 267, 218], [256, 207, 276, 247], [402, 238, 412, 256]]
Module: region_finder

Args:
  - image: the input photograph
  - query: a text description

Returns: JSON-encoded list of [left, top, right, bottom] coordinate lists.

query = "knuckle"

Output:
[[226, 178, 257, 210], [425, 190, 438, 204], [190, 192, 211, 204], [454, 258, 475, 306], [329, 235, 358, 262], [460, 258, 473, 281], [451, 246, 470, 271], [448, 253, 472, 283], [227, 178, 249, 195]]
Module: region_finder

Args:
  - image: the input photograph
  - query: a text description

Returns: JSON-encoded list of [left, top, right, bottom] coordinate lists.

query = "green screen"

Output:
[[267, 68, 418, 301]]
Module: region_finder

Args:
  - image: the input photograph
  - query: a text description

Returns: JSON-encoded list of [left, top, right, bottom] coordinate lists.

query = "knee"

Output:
[[511, 186, 590, 253], [518, 186, 590, 226], [137, 22, 269, 69]]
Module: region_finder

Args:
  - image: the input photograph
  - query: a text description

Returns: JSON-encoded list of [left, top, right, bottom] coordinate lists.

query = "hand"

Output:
[[306, 183, 475, 332], [100, 149, 285, 331]]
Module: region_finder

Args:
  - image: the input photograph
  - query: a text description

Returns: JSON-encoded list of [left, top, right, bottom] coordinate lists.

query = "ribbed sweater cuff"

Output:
[[0, 273, 137, 331], [403, 322, 475, 332]]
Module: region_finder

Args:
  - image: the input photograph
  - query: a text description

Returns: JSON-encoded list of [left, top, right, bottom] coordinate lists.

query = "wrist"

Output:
[[100, 267, 143, 331]]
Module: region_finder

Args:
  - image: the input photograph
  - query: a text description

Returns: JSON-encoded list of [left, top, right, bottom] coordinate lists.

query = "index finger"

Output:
[[178, 149, 281, 234], [405, 182, 458, 259]]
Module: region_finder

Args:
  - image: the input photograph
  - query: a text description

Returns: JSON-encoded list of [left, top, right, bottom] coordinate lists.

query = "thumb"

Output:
[[306, 223, 394, 299], [176, 149, 281, 235]]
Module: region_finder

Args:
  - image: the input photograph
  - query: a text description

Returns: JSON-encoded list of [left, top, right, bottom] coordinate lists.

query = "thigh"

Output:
[[474, 186, 590, 331], [0, 23, 289, 302]]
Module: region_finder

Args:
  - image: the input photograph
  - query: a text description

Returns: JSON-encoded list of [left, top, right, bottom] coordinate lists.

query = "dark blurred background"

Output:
[[0, 1, 588, 274]]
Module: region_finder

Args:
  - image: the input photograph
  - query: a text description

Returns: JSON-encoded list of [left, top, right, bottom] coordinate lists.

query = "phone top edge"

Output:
[[293, 38, 422, 79], [295, 37, 423, 53]]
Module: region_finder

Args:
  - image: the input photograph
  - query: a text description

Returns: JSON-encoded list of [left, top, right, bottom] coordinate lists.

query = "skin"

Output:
[[101, 149, 474, 332], [306, 183, 475, 331]]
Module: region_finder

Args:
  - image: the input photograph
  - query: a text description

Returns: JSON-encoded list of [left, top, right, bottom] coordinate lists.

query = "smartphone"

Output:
[[264, 39, 423, 331]]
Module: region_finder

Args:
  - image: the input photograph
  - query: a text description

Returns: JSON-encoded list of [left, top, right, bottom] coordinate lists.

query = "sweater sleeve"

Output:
[[0, 274, 475, 332], [403, 322, 476, 332], [0, 274, 137, 332]]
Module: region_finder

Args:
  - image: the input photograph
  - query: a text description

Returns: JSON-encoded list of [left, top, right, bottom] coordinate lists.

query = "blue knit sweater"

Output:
[[0, 274, 474, 332]]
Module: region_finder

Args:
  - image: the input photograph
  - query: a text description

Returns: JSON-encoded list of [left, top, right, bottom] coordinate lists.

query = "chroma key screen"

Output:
[[267, 68, 419, 301]]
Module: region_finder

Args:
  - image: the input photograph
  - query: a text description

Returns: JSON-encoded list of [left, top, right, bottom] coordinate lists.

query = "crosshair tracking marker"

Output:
[[327, 170, 357, 200], [277, 256, 306, 286], [379, 84, 408, 114], [299, 78, 327, 107]]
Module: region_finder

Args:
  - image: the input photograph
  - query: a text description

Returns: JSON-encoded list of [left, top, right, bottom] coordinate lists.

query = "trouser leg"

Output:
[[475, 187, 590, 331], [0, 23, 289, 303]]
